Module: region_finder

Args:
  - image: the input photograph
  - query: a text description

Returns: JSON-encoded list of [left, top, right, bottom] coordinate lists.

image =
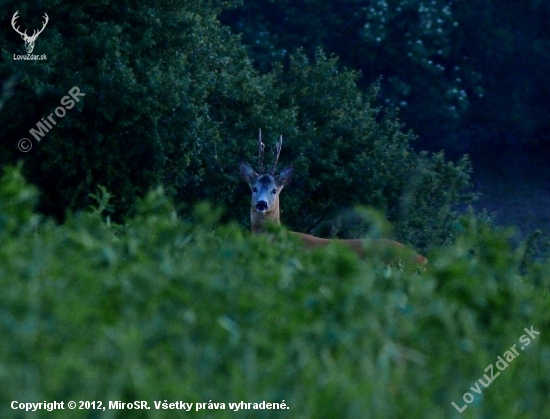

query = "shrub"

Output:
[[1, 2, 473, 251], [221, 0, 550, 155], [264, 51, 474, 251], [1, 167, 549, 418]]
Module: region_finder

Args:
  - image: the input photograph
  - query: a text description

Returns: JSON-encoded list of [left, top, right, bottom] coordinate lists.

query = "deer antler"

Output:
[[11, 11, 48, 41], [257, 129, 265, 174], [31, 13, 49, 40], [11, 11, 26, 37], [269, 135, 283, 175]]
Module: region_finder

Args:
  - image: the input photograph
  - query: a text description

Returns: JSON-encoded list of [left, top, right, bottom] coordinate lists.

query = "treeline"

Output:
[[1, 1, 474, 250], [221, 0, 550, 161]]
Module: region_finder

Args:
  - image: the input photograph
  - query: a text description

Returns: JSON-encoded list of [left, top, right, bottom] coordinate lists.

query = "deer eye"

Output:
[[252, 187, 258, 193], [272, 189, 277, 194]]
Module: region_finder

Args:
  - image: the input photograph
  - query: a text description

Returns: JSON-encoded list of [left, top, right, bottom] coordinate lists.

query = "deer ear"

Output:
[[276, 165, 293, 187], [239, 161, 258, 185]]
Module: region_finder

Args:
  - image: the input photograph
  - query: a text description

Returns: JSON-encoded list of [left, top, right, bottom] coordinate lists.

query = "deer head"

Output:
[[12, 11, 49, 54], [240, 130, 293, 222]]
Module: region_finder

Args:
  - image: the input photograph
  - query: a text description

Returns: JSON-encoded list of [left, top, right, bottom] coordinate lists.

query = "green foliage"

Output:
[[1, 1, 474, 251], [221, 0, 550, 154], [0, 163, 39, 234], [1, 167, 550, 418], [265, 51, 474, 251], [221, 0, 479, 149], [1, 0, 267, 218]]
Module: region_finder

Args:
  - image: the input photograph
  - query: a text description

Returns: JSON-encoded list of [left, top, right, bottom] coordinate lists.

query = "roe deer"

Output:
[[240, 131, 427, 265]]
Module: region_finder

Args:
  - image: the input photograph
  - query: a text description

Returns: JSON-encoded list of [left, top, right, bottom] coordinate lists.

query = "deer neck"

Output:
[[250, 198, 281, 233]]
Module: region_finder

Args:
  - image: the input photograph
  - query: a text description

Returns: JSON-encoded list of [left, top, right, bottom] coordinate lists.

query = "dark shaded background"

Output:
[[2, 0, 549, 251], [221, 0, 550, 246], [221, 0, 550, 163]]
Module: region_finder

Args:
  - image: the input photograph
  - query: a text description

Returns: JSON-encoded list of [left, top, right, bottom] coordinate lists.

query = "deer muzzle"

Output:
[[255, 200, 268, 212]]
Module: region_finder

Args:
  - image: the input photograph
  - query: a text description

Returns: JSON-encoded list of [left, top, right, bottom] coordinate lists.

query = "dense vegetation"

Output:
[[1, 0, 473, 252], [222, 0, 550, 159], [2, 1, 549, 417], [1, 166, 549, 418]]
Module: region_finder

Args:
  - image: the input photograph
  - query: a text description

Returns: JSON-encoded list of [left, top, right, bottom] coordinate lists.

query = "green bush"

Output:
[[221, 0, 550, 155], [1, 2, 473, 251], [1, 167, 549, 418], [265, 51, 474, 251], [1, 0, 270, 218], [220, 0, 481, 149]]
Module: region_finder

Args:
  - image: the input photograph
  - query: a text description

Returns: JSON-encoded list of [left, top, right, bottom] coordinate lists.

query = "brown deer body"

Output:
[[240, 131, 427, 265]]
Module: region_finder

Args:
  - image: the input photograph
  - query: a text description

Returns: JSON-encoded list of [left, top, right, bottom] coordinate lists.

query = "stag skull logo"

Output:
[[11, 11, 49, 54]]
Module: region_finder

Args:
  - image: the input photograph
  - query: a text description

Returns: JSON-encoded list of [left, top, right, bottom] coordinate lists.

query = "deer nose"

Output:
[[256, 200, 268, 211]]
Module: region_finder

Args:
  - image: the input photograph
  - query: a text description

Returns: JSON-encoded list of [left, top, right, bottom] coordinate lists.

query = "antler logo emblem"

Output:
[[11, 10, 49, 54]]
